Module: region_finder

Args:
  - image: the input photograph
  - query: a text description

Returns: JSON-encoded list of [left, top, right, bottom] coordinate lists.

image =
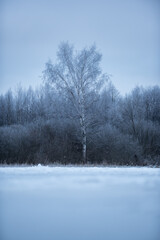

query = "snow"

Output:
[[0, 166, 160, 240]]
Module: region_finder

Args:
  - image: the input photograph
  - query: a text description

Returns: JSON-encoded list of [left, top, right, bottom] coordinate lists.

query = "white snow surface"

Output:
[[0, 166, 160, 240]]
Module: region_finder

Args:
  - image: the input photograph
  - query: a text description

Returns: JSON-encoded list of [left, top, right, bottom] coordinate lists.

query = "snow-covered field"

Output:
[[0, 166, 160, 240]]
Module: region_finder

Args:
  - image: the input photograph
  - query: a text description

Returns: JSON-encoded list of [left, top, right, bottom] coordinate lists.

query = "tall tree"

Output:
[[43, 42, 108, 162]]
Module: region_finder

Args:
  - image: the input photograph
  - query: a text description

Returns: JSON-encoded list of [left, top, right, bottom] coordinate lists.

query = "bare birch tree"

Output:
[[43, 42, 107, 162]]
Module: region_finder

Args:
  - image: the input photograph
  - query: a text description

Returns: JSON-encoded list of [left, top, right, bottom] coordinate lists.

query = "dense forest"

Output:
[[0, 43, 160, 165]]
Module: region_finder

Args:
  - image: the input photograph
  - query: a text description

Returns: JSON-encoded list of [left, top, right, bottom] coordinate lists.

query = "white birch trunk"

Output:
[[79, 80, 87, 163], [80, 113, 87, 163]]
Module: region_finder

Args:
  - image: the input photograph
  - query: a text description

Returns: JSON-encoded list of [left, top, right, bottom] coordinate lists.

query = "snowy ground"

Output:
[[0, 166, 160, 240]]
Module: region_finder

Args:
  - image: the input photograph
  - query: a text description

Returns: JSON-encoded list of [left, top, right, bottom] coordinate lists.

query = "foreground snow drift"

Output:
[[0, 166, 160, 240]]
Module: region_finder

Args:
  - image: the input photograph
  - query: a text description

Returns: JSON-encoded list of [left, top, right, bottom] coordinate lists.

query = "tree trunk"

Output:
[[80, 113, 87, 163], [82, 126, 87, 163]]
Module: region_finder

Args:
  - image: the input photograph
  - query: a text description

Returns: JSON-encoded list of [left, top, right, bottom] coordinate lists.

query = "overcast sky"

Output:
[[0, 0, 160, 95]]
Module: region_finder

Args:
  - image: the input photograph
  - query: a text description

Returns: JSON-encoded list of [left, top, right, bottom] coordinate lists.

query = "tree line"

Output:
[[0, 43, 160, 165]]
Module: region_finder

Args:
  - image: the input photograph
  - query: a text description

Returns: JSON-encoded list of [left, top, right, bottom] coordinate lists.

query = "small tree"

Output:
[[43, 42, 108, 162]]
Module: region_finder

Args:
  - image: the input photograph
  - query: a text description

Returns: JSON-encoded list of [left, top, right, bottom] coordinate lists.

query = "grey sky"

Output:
[[0, 0, 160, 94]]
